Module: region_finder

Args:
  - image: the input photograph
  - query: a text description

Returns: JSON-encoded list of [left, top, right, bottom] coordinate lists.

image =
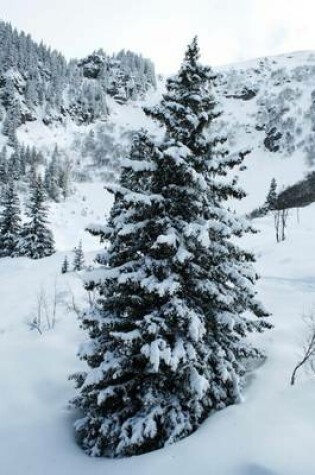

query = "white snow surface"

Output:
[[1, 180, 315, 474]]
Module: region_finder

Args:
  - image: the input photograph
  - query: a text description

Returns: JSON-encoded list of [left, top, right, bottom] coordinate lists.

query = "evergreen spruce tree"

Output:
[[28, 161, 37, 187], [72, 240, 85, 271], [3, 106, 19, 147], [25, 145, 31, 166], [58, 158, 71, 200], [61, 255, 69, 274], [72, 38, 270, 458], [0, 146, 8, 184], [10, 148, 21, 181], [44, 148, 61, 202], [0, 179, 22, 257], [19, 144, 26, 176], [19, 175, 55, 259], [265, 177, 277, 210]]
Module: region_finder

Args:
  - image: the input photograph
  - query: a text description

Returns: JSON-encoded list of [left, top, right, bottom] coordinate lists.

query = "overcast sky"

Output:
[[1, 0, 314, 73]]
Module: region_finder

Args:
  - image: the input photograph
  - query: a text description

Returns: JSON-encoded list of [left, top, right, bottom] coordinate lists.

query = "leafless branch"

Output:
[[291, 312, 315, 385]]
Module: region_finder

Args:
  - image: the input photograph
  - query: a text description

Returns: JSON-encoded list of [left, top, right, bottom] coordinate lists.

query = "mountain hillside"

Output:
[[2, 23, 315, 475], [1, 21, 315, 214], [214, 50, 315, 211], [0, 21, 156, 140], [0, 20, 159, 199]]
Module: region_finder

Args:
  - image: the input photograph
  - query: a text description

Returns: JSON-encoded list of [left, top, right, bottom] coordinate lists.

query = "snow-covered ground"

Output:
[[48, 182, 113, 251], [1, 181, 315, 475], [3, 49, 315, 474]]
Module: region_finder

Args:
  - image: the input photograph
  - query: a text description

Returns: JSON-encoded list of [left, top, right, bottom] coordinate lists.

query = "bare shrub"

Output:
[[274, 208, 289, 242], [28, 278, 60, 334], [291, 311, 315, 385]]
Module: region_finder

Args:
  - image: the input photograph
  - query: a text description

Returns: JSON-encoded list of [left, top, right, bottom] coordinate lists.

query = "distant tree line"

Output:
[[0, 142, 72, 202], [0, 21, 157, 142]]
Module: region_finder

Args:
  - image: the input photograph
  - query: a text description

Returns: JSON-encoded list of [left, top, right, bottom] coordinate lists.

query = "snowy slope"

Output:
[[1, 181, 315, 474], [214, 50, 315, 212], [12, 50, 315, 215], [48, 183, 113, 251]]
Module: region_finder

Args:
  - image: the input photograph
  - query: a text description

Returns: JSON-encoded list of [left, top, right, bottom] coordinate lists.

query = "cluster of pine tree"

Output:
[[44, 146, 72, 201], [0, 142, 72, 202], [0, 175, 55, 258], [0, 142, 44, 183], [0, 21, 157, 140], [72, 38, 271, 458]]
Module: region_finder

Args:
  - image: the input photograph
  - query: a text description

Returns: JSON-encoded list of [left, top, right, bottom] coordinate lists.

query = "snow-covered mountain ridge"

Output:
[[11, 47, 315, 213], [1, 19, 315, 213], [0, 20, 160, 193]]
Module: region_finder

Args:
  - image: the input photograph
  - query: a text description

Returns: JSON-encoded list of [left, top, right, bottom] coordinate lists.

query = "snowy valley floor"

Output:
[[1, 185, 315, 475]]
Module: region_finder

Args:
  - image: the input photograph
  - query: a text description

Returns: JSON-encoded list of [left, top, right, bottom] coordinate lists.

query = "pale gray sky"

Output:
[[1, 0, 314, 73]]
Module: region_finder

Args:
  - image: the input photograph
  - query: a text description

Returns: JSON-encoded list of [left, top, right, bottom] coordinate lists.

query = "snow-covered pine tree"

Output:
[[19, 175, 55, 259], [44, 147, 61, 202], [10, 148, 21, 181], [72, 38, 270, 458], [0, 146, 8, 184], [61, 255, 69, 274], [0, 179, 22, 257], [25, 145, 31, 166], [72, 240, 85, 271], [58, 157, 72, 200], [19, 144, 26, 176], [266, 177, 277, 210], [2, 77, 20, 146], [28, 161, 37, 187]]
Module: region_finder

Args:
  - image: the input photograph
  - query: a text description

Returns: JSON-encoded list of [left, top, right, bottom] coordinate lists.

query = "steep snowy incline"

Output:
[[1, 187, 315, 474], [214, 50, 315, 213]]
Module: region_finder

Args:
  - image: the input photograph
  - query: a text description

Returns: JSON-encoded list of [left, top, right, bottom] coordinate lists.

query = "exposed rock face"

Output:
[[264, 127, 283, 152], [78, 53, 105, 79]]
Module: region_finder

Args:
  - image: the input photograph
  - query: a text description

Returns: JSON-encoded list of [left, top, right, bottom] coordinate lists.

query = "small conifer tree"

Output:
[[266, 177, 278, 210], [20, 175, 55, 259], [0, 179, 22, 257], [73, 240, 85, 271], [0, 146, 8, 184], [44, 147, 61, 202], [61, 255, 69, 274]]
